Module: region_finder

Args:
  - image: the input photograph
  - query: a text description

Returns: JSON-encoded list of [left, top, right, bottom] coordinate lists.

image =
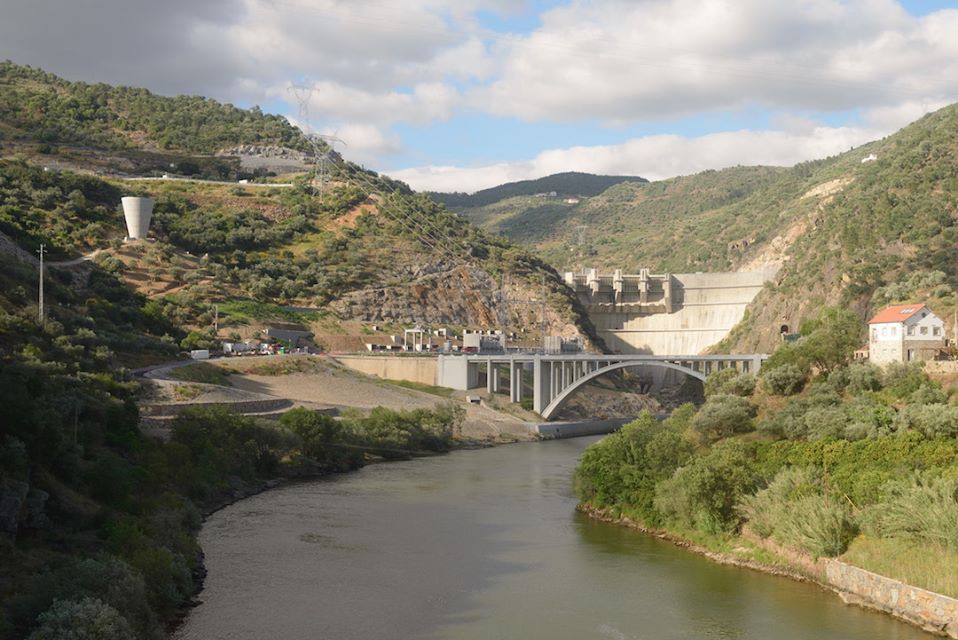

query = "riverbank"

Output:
[[578, 504, 958, 638], [172, 433, 495, 633]]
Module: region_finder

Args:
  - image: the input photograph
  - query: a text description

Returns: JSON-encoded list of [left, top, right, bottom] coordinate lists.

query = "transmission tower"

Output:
[[288, 84, 346, 200]]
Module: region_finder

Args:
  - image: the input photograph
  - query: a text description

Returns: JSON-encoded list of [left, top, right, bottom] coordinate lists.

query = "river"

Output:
[[176, 436, 932, 640]]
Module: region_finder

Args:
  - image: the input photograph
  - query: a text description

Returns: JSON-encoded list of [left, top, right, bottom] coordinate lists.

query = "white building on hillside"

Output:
[[868, 304, 946, 364]]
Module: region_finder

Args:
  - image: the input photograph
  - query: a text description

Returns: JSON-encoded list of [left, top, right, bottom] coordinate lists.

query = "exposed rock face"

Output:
[[329, 264, 595, 347], [216, 145, 310, 161], [216, 145, 311, 172]]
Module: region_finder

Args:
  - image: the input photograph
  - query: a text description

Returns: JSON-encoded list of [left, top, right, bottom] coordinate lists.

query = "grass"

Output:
[[218, 300, 324, 324], [168, 363, 234, 387], [841, 535, 958, 599], [381, 379, 454, 398], [172, 383, 206, 400], [240, 356, 330, 376]]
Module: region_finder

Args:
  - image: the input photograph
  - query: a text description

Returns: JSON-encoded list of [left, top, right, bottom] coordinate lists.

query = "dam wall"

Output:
[[566, 267, 777, 355]]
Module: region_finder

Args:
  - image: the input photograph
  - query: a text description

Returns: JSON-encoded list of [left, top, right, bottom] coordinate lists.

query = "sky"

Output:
[[1, 0, 958, 193]]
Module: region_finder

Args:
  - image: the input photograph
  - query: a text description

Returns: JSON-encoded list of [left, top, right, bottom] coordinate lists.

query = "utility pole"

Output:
[[212, 304, 219, 334], [36, 243, 46, 323], [498, 272, 509, 349], [540, 274, 547, 350]]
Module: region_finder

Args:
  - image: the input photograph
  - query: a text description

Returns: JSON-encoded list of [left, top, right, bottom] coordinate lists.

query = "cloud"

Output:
[[331, 124, 403, 164], [472, 0, 958, 123], [389, 121, 888, 193], [2, 0, 958, 181]]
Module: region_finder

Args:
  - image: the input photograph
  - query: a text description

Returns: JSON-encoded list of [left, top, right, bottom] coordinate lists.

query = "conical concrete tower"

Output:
[[121, 197, 154, 239]]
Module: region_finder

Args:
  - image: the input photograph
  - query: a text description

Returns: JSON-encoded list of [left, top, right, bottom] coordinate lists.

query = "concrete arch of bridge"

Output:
[[540, 361, 707, 421]]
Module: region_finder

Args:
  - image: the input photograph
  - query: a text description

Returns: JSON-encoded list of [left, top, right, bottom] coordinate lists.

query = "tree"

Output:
[[691, 394, 756, 442], [797, 307, 862, 374], [27, 598, 134, 640]]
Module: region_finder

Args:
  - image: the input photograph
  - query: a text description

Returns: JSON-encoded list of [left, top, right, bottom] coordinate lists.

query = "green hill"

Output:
[[430, 171, 647, 209], [0, 61, 308, 154], [459, 105, 958, 351], [0, 65, 609, 639]]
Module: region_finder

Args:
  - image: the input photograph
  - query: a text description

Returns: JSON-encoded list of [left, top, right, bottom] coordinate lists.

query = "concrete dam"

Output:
[[564, 267, 779, 355]]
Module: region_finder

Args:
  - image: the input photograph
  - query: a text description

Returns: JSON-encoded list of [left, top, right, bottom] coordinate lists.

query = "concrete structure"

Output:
[[544, 336, 582, 354], [868, 304, 946, 364], [403, 327, 426, 351], [333, 354, 438, 387], [264, 327, 314, 348], [437, 353, 766, 420], [120, 196, 154, 240], [463, 332, 503, 353], [564, 267, 778, 354]]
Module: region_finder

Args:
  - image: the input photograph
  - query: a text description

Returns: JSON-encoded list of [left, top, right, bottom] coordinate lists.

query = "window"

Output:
[[920, 326, 928, 335], [872, 328, 878, 341], [907, 325, 915, 336], [933, 327, 941, 336], [882, 326, 889, 337]]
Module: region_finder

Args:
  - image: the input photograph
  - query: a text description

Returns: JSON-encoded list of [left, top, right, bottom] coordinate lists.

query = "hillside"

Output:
[[0, 61, 316, 180], [0, 65, 608, 638], [461, 105, 958, 352], [0, 63, 603, 351], [431, 171, 647, 209]]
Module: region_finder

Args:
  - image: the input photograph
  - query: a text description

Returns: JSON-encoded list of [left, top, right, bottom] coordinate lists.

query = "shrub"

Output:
[[691, 394, 755, 442], [883, 362, 927, 399], [909, 382, 948, 406], [704, 369, 756, 397], [803, 406, 847, 441], [845, 362, 884, 395], [862, 474, 958, 550], [894, 403, 958, 438], [279, 408, 363, 471], [774, 494, 856, 557], [740, 467, 855, 557], [574, 412, 692, 524], [762, 364, 807, 396], [739, 467, 821, 537], [654, 440, 758, 535], [10, 555, 157, 640], [27, 598, 134, 640]]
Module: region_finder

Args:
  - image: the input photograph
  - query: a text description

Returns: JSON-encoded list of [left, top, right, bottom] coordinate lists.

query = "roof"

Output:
[[868, 304, 928, 324]]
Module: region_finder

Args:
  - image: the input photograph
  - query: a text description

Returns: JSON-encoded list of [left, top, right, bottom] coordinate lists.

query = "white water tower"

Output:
[[121, 196, 154, 239]]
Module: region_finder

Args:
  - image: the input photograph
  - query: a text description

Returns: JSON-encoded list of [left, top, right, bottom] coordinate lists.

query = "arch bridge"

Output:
[[437, 353, 767, 420]]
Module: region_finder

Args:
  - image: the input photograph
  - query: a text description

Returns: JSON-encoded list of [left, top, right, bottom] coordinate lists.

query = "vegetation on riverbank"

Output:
[[2, 397, 462, 640], [574, 306, 958, 598], [0, 242, 466, 638]]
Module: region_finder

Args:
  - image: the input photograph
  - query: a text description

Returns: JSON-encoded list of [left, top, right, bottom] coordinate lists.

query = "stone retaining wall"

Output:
[[141, 398, 292, 417], [925, 361, 958, 375], [825, 560, 958, 638]]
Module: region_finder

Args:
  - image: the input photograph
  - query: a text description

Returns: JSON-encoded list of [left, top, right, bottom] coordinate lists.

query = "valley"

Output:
[[1, 59, 958, 640]]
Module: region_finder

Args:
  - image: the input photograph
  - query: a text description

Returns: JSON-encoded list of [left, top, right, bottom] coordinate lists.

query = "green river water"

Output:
[[175, 436, 932, 640]]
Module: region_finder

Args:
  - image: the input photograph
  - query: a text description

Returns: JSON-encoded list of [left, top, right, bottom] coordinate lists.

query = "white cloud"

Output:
[[332, 124, 403, 164], [390, 121, 887, 193], [472, 0, 958, 123], [3, 0, 958, 180]]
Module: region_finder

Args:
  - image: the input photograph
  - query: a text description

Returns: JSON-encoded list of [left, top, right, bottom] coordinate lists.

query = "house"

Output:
[[868, 304, 946, 364]]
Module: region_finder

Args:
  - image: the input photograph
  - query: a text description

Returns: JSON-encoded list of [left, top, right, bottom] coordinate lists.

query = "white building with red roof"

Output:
[[868, 303, 946, 364]]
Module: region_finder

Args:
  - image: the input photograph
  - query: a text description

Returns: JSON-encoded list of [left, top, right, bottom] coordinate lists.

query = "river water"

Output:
[[176, 437, 931, 640]]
